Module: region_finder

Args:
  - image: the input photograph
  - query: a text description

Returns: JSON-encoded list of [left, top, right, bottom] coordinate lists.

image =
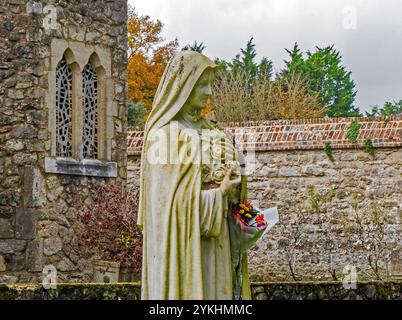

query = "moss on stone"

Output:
[[0, 281, 400, 300], [0, 285, 19, 300]]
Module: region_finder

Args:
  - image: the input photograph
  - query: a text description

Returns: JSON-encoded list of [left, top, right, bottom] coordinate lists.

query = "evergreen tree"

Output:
[[365, 100, 402, 117], [127, 101, 147, 127], [214, 58, 229, 73], [282, 43, 361, 117], [220, 37, 274, 82], [230, 37, 258, 78], [182, 41, 206, 53], [257, 57, 274, 81]]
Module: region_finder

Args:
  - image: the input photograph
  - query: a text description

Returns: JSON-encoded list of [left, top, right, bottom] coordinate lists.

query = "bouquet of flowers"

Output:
[[230, 199, 279, 251], [231, 200, 267, 229]]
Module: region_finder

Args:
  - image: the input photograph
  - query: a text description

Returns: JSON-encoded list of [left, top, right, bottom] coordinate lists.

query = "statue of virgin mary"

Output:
[[137, 51, 252, 300]]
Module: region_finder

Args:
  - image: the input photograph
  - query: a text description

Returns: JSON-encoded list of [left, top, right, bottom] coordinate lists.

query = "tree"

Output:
[[127, 101, 147, 127], [214, 58, 229, 73], [182, 41, 206, 53], [231, 37, 259, 79], [257, 57, 274, 81], [282, 43, 361, 117], [216, 37, 273, 82], [365, 100, 402, 117], [211, 39, 323, 121], [127, 6, 178, 111]]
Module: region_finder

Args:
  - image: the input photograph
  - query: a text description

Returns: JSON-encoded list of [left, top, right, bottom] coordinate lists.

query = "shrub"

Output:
[[212, 70, 325, 122], [73, 184, 142, 276]]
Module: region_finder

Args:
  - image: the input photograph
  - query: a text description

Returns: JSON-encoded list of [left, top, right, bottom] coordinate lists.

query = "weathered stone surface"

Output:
[[46, 186, 64, 202], [26, 110, 42, 125], [5, 140, 24, 152], [0, 207, 14, 219], [43, 236, 63, 256], [0, 240, 26, 254], [15, 208, 36, 240], [255, 292, 269, 300], [384, 167, 398, 177], [10, 125, 38, 139], [26, 239, 43, 272], [32, 167, 45, 207], [26, 0, 43, 14], [57, 257, 76, 272], [0, 275, 19, 284], [4, 253, 25, 271], [46, 176, 60, 190], [0, 219, 13, 239], [0, 254, 6, 271], [38, 221, 59, 238], [12, 153, 37, 166], [279, 166, 301, 177], [390, 250, 402, 277], [44, 157, 118, 178]]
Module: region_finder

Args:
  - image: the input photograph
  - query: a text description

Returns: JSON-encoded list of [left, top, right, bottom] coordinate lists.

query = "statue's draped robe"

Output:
[[140, 123, 233, 299], [138, 51, 251, 300]]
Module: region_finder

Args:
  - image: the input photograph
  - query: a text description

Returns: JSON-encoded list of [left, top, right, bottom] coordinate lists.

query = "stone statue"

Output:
[[138, 51, 252, 300]]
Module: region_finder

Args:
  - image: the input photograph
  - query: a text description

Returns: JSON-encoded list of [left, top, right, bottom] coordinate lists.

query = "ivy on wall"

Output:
[[323, 141, 334, 161], [346, 121, 361, 145], [323, 121, 376, 160]]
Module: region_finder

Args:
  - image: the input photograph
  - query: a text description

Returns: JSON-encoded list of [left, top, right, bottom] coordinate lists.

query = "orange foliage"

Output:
[[127, 6, 178, 111]]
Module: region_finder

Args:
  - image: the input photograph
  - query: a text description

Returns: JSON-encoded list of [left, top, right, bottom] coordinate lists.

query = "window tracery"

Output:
[[82, 63, 99, 159], [55, 57, 73, 157]]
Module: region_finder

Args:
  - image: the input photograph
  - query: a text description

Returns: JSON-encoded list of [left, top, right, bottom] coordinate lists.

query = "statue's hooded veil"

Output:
[[138, 51, 217, 228], [137, 51, 218, 300]]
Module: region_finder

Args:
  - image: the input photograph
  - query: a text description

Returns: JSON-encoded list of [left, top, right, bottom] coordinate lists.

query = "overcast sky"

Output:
[[129, 0, 402, 112]]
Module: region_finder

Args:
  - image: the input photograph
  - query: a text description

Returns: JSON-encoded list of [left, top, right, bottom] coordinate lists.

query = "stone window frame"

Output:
[[45, 39, 117, 177]]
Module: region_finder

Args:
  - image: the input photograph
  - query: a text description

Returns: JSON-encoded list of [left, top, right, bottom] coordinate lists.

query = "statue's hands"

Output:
[[220, 167, 241, 196]]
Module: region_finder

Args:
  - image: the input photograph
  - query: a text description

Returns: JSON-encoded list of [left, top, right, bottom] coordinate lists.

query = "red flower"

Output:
[[255, 214, 265, 225]]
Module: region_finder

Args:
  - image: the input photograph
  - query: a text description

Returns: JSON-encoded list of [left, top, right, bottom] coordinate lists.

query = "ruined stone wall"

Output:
[[0, 0, 127, 283], [127, 116, 402, 281]]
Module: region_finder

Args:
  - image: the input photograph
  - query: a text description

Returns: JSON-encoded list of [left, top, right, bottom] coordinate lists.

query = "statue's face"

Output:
[[180, 68, 214, 121]]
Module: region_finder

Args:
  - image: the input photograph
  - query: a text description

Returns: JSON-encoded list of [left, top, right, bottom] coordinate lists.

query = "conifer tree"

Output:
[[282, 43, 360, 117]]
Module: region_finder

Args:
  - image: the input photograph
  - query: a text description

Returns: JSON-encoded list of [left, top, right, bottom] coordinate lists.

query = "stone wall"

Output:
[[127, 116, 402, 282], [0, 0, 127, 283]]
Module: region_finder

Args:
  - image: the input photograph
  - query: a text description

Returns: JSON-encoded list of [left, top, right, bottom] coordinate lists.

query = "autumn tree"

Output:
[[127, 6, 178, 111], [212, 70, 325, 122]]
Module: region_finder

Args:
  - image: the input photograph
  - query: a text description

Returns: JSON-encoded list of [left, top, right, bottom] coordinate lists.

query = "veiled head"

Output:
[[143, 51, 217, 134], [178, 67, 216, 122]]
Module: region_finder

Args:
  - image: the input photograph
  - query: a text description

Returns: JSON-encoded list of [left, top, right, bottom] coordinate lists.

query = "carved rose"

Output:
[[211, 165, 227, 184], [201, 164, 213, 183]]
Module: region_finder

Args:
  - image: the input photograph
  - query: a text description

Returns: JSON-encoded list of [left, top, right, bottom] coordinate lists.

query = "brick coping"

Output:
[[127, 116, 402, 155]]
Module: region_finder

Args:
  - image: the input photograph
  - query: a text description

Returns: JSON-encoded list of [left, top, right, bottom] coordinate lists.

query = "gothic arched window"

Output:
[[82, 63, 99, 159], [55, 57, 73, 157], [46, 42, 117, 178]]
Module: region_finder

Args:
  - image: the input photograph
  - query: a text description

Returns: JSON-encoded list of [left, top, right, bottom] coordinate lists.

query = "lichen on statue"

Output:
[[138, 51, 251, 300]]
